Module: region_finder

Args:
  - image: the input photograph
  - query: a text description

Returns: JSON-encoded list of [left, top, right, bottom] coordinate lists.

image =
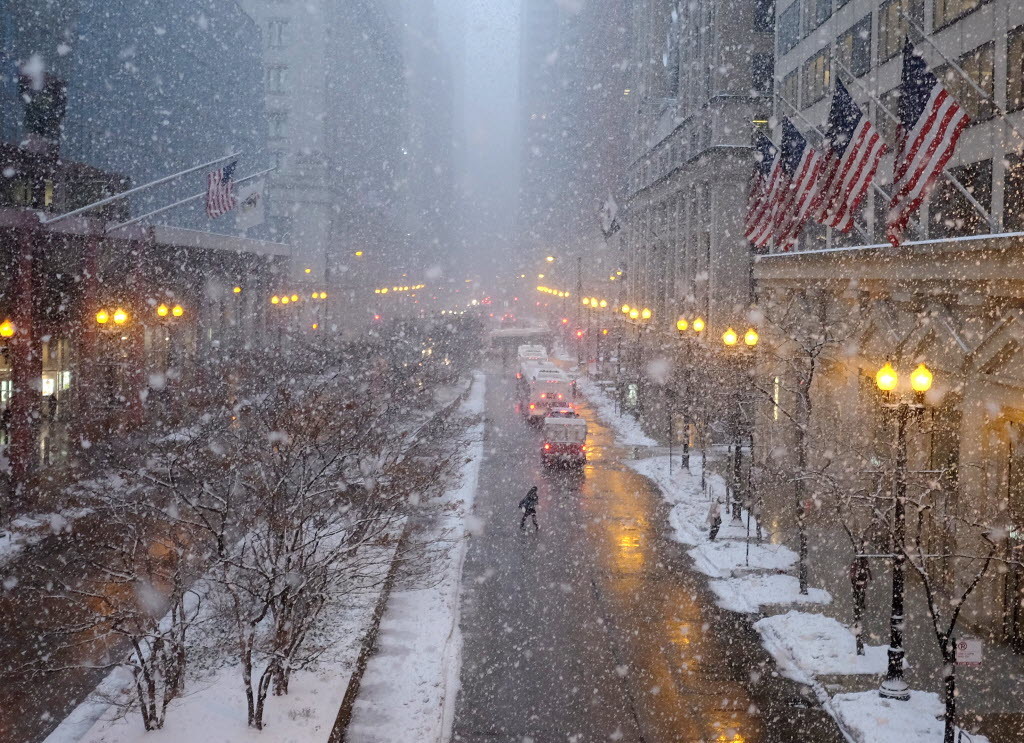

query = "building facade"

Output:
[[754, 0, 1024, 648], [621, 0, 774, 331]]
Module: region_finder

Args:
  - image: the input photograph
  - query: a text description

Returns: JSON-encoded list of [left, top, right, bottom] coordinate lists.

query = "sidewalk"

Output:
[[577, 377, 1024, 743]]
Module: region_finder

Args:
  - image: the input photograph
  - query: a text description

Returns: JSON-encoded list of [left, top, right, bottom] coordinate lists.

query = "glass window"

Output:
[[1004, 154, 1024, 231], [879, 0, 924, 63], [809, 0, 832, 32], [779, 2, 801, 53], [929, 158, 992, 238], [934, 0, 988, 30], [268, 111, 287, 139], [934, 43, 995, 123], [752, 53, 774, 95], [802, 48, 830, 107], [266, 66, 288, 94], [754, 0, 775, 32], [267, 19, 287, 48], [1010, 27, 1024, 113], [780, 69, 800, 112], [836, 15, 872, 78]]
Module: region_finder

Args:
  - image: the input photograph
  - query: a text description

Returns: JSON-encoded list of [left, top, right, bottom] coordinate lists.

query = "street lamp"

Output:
[[875, 360, 933, 701], [676, 317, 689, 332], [722, 327, 738, 346], [95, 309, 110, 325], [692, 317, 706, 333], [641, 308, 652, 320], [156, 304, 169, 318], [233, 286, 242, 294], [621, 304, 631, 314], [0, 318, 15, 338], [629, 308, 640, 320], [546, 255, 555, 263], [744, 328, 759, 347], [171, 305, 184, 318]]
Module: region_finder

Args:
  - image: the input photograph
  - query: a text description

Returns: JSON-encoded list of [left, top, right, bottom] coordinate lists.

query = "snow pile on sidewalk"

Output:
[[345, 370, 486, 743], [688, 539, 797, 578], [709, 573, 831, 614], [754, 611, 888, 683], [575, 376, 656, 447], [831, 690, 990, 743]]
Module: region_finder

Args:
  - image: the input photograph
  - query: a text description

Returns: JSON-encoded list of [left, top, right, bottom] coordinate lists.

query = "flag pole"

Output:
[[772, 86, 875, 245], [898, 10, 1024, 145], [831, 58, 997, 233], [105, 167, 276, 235], [41, 151, 243, 226]]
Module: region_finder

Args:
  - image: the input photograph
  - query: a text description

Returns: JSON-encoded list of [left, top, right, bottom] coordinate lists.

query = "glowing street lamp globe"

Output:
[[910, 363, 933, 393], [156, 304, 169, 317], [629, 308, 640, 320], [112, 309, 129, 325], [722, 327, 738, 346], [676, 318, 689, 332], [582, 297, 591, 306], [96, 309, 110, 325], [621, 304, 631, 314], [171, 305, 184, 318], [876, 362, 898, 392], [692, 317, 706, 333], [599, 299, 607, 308], [0, 318, 14, 338], [640, 308, 652, 320], [744, 328, 759, 347]]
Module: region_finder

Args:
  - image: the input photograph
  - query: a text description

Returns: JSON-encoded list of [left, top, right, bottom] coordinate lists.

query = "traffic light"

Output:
[[575, 329, 584, 338]]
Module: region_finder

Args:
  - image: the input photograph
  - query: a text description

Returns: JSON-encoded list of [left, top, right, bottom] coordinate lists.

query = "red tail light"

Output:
[[516, 372, 522, 379], [544, 443, 551, 450], [556, 393, 563, 399]]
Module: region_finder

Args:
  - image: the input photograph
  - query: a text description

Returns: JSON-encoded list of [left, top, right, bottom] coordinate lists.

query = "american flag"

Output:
[[206, 161, 238, 218], [885, 39, 969, 246], [744, 132, 780, 250], [812, 78, 887, 233], [773, 118, 824, 251]]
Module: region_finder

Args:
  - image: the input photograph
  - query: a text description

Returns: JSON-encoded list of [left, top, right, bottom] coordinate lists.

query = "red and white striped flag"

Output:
[[886, 40, 969, 246], [813, 79, 888, 233], [206, 161, 238, 218], [773, 118, 824, 251], [745, 132, 781, 250]]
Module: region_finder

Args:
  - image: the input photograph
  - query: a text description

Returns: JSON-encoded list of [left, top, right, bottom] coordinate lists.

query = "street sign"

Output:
[[955, 637, 983, 666]]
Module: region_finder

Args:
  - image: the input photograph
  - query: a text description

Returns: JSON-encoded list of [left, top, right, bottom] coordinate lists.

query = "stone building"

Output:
[[755, 0, 1024, 646]]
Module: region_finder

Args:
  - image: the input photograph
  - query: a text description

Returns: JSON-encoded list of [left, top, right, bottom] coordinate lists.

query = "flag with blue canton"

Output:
[[813, 78, 887, 233], [745, 131, 781, 250], [886, 38, 969, 246], [772, 118, 823, 250]]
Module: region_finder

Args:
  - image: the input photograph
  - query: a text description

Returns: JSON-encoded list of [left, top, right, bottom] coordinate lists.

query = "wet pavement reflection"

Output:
[[453, 370, 844, 742]]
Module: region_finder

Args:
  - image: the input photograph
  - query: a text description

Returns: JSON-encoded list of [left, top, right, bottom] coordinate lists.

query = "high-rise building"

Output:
[[517, 0, 632, 280]]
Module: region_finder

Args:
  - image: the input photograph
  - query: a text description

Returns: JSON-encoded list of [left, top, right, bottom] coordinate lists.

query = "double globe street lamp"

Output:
[[874, 360, 933, 701]]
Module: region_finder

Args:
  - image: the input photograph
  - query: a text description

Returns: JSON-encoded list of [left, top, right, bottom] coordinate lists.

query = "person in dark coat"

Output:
[[519, 485, 539, 531]]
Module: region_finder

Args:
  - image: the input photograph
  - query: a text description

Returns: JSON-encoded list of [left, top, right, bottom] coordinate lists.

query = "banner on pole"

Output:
[[235, 178, 265, 231]]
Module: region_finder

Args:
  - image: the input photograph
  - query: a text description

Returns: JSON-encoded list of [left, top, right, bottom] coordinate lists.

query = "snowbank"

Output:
[[575, 376, 657, 447], [687, 540, 798, 578], [708, 573, 831, 614], [831, 690, 990, 743], [345, 370, 486, 743], [754, 611, 889, 684]]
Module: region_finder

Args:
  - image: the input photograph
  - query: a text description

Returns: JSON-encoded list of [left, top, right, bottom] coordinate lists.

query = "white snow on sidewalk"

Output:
[[345, 371, 486, 743], [687, 540, 798, 578], [708, 573, 832, 614], [576, 376, 657, 447], [831, 690, 990, 743], [754, 611, 889, 684]]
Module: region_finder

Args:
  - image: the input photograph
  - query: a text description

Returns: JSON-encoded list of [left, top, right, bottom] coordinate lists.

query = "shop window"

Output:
[[802, 47, 830, 107], [879, 0, 924, 63], [836, 15, 872, 78], [929, 158, 992, 238]]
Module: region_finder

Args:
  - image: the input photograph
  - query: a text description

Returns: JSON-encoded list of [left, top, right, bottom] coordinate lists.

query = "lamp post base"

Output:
[[879, 672, 911, 701]]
